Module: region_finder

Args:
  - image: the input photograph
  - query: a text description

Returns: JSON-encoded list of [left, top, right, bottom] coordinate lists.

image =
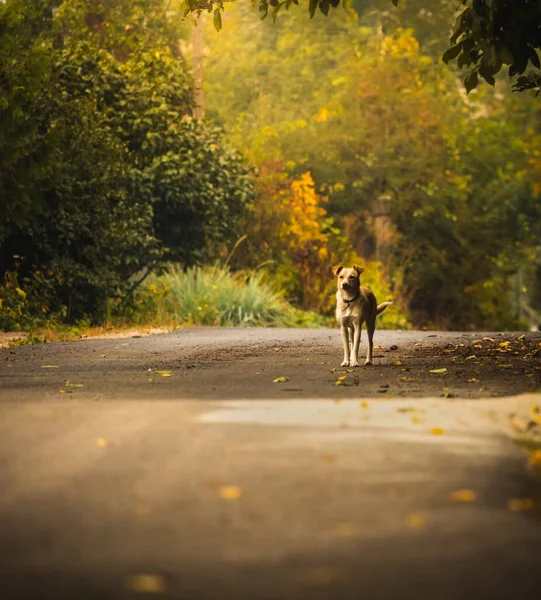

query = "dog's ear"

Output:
[[332, 265, 343, 277], [353, 265, 364, 275]]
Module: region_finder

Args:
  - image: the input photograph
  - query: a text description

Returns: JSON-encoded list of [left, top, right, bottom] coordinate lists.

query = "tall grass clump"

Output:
[[122, 264, 325, 328]]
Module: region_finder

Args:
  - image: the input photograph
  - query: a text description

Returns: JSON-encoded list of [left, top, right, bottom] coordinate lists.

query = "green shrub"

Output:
[[114, 264, 327, 328]]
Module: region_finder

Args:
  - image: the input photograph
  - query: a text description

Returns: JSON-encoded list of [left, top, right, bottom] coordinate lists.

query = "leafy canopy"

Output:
[[184, 0, 541, 93]]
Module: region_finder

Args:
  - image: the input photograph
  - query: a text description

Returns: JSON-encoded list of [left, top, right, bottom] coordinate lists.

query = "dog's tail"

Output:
[[377, 301, 393, 316]]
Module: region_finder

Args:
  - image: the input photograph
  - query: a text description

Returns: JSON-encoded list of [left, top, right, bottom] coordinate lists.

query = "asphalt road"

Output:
[[1, 328, 541, 599]]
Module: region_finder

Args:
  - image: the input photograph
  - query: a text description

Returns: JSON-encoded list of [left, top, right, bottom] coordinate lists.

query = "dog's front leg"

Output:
[[350, 321, 362, 367], [340, 326, 350, 367]]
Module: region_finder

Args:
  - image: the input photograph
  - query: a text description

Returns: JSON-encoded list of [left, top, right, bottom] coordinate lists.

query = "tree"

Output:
[[204, 3, 541, 328], [0, 0, 254, 325], [183, 0, 541, 93]]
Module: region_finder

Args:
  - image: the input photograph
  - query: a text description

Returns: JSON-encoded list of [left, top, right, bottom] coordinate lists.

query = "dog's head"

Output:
[[332, 264, 364, 293]]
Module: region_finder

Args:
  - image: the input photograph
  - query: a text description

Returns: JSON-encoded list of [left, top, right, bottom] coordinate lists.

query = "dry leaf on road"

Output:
[[219, 485, 242, 500], [450, 489, 477, 503], [125, 574, 167, 594]]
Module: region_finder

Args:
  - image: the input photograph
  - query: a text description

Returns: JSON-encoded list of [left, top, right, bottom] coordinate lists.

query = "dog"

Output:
[[332, 265, 392, 367]]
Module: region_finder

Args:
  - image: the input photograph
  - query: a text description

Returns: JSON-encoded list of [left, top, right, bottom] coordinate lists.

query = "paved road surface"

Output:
[[1, 328, 541, 599]]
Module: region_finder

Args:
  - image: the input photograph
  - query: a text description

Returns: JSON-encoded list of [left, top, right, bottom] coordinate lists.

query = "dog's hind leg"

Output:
[[365, 318, 375, 365], [340, 326, 350, 367]]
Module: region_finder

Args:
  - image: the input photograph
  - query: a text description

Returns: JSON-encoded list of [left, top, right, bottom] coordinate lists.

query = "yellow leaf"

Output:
[[465, 355, 476, 360], [430, 427, 445, 435], [407, 513, 425, 529], [125, 574, 167, 594], [508, 498, 534, 512], [394, 361, 402, 366], [296, 567, 346, 587], [134, 503, 151, 516], [499, 341, 511, 347], [429, 368, 447, 375], [360, 401, 369, 408], [450, 489, 477, 503], [95, 437, 108, 448], [337, 376, 347, 382], [219, 485, 242, 500], [468, 378, 478, 383], [530, 406, 540, 414], [333, 522, 355, 537], [273, 376, 289, 383], [483, 337, 495, 342], [65, 381, 84, 388], [154, 370, 171, 376], [321, 453, 337, 463], [42, 365, 59, 369], [412, 416, 424, 424]]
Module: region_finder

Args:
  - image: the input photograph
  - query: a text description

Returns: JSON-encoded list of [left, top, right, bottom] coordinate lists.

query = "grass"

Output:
[[116, 264, 328, 329], [1, 265, 342, 346]]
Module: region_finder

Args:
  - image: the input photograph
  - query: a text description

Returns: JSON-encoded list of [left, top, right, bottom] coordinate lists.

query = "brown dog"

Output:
[[332, 265, 392, 367]]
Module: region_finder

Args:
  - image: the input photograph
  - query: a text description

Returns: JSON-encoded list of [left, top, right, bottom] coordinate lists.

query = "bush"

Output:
[[113, 264, 327, 328]]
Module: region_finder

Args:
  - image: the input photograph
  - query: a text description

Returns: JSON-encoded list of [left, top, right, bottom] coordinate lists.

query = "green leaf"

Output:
[[429, 368, 448, 375], [319, 0, 330, 16], [464, 70, 478, 94], [309, 0, 318, 18], [391, 0, 399, 6], [213, 9, 222, 32], [442, 42, 463, 64]]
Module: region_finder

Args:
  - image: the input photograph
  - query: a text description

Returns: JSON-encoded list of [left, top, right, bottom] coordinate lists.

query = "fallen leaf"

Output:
[[430, 427, 445, 435], [468, 378, 478, 383], [154, 370, 172, 377], [517, 334, 526, 341], [64, 381, 84, 388], [465, 355, 476, 361], [483, 337, 495, 342], [134, 503, 151, 516], [100, 354, 106, 358], [333, 522, 355, 538], [273, 376, 289, 383], [296, 567, 346, 587], [497, 364, 512, 369], [148, 378, 153, 382], [321, 453, 337, 463], [394, 361, 402, 366], [95, 437, 108, 448], [450, 489, 477, 503], [407, 513, 425, 529], [499, 341, 511, 347], [360, 401, 369, 408], [330, 368, 336, 373], [337, 376, 347, 382], [429, 368, 447, 375], [400, 376, 416, 382], [41, 365, 59, 369], [508, 498, 534, 512], [530, 406, 540, 414], [125, 574, 167, 594], [473, 344, 482, 349], [412, 416, 424, 424], [219, 485, 242, 500]]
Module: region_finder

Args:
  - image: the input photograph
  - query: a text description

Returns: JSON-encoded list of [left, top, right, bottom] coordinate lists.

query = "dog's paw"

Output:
[[364, 359, 372, 366], [350, 359, 359, 367], [341, 360, 350, 367]]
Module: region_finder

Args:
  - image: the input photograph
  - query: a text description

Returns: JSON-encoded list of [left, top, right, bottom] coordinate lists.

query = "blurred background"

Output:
[[2, 0, 541, 337]]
